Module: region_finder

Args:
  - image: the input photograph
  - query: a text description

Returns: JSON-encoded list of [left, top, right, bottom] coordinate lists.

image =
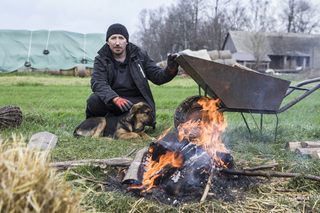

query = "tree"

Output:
[[280, 0, 320, 34]]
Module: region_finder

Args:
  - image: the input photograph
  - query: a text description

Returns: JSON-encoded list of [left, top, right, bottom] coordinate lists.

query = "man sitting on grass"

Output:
[[86, 23, 180, 132]]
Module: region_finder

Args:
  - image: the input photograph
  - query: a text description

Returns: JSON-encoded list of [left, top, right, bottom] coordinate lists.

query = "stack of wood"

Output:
[[285, 141, 320, 159]]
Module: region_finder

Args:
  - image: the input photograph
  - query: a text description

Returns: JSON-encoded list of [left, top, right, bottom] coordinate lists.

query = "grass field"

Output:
[[0, 72, 320, 212]]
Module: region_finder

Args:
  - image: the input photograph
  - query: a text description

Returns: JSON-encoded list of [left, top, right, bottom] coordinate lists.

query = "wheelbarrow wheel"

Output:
[[174, 95, 205, 128]]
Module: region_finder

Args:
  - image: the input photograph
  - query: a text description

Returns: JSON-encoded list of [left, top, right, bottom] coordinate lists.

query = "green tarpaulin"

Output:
[[0, 30, 105, 72]]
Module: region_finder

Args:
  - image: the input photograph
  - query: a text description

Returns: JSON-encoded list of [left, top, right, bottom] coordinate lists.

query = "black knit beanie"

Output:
[[106, 23, 129, 42]]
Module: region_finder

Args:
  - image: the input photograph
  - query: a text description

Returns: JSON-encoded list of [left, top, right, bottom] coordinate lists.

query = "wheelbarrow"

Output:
[[174, 54, 320, 143]]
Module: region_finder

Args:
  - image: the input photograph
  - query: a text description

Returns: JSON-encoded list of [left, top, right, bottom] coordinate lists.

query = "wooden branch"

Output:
[[50, 157, 133, 170], [220, 169, 320, 181], [200, 167, 215, 203], [243, 163, 278, 171], [70, 169, 110, 185], [123, 148, 137, 158], [275, 189, 295, 192]]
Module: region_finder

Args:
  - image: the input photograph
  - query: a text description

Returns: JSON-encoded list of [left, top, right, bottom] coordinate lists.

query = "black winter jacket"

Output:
[[90, 42, 177, 119]]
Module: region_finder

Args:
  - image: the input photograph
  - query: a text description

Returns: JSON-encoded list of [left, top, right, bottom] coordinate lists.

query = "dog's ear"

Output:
[[127, 103, 140, 119]]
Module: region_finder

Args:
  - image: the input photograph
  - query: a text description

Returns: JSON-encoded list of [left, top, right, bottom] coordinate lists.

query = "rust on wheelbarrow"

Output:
[[175, 54, 291, 111]]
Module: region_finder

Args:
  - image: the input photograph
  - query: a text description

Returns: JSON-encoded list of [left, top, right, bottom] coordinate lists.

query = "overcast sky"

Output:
[[0, 0, 173, 35], [1, 0, 319, 37]]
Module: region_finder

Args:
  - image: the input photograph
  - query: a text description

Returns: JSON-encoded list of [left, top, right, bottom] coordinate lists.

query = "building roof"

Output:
[[223, 31, 320, 57]]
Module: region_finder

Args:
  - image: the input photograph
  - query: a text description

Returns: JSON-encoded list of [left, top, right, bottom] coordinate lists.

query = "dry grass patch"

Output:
[[0, 134, 84, 213]]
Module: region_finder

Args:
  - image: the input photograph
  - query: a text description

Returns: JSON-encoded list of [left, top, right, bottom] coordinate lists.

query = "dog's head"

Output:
[[129, 102, 156, 127]]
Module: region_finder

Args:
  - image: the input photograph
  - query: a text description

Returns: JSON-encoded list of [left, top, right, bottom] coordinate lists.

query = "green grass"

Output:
[[1, 72, 320, 212]]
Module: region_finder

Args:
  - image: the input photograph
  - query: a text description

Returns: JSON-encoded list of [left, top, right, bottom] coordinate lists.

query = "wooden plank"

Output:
[[311, 150, 320, 159], [295, 147, 320, 155], [300, 141, 320, 148], [285, 141, 302, 151]]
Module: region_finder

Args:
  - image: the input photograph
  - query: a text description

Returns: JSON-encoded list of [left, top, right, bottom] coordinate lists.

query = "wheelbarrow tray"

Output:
[[176, 54, 291, 111]]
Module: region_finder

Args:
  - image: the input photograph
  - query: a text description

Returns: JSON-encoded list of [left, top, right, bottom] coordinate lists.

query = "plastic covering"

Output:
[[0, 30, 105, 72]]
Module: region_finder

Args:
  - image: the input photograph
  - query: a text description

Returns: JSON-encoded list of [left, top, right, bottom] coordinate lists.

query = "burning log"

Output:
[[124, 97, 235, 199], [122, 147, 149, 185]]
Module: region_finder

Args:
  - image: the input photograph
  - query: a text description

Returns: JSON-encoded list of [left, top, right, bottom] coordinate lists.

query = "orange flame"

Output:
[[132, 151, 184, 192], [129, 97, 228, 192], [177, 97, 228, 167]]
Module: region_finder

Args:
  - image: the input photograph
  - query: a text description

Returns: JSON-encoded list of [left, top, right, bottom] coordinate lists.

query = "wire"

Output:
[[26, 31, 33, 62], [45, 30, 50, 51], [83, 34, 86, 60]]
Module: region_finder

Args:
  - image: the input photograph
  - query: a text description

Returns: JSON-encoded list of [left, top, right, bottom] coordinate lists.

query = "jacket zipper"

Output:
[[137, 63, 146, 78]]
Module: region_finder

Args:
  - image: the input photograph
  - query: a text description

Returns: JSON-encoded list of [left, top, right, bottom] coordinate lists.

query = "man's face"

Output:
[[107, 34, 128, 56]]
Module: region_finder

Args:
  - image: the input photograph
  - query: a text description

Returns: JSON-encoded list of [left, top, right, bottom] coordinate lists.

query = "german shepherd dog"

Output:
[[74, 102, 156, 139]]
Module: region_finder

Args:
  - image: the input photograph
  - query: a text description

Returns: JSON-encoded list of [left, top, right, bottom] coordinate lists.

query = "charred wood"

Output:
[[200, 166, 215, 203], [122, 147, 149, 185]]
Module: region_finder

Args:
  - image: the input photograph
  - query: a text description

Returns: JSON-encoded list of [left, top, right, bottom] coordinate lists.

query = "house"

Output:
[[222, 31, 320, 72]]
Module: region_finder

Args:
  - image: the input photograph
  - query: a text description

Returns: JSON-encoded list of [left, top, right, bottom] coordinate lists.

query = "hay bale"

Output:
[[157, 61, 167, 69], [0, 105, 22, 129], [77, 66, 87, 77], [0, 135, 84, 212], [224, 58, 237, 66], [213, 59, 224, 64], [207, 50, 220, 60], [181, 49, 212, 61], [218, 50, 232, 59]]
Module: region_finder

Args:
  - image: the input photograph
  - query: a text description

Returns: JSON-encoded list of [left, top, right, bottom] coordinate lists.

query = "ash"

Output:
[[104, 169, 259, 206]]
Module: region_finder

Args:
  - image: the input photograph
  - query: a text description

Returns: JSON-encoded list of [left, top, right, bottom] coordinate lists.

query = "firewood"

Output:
[[122, 147, 148, 184], [311, 150, 320, 159], [50, 157, 133, 170], [285, 141, 302, 151], [300, 141, 320, 148], [220, 169, 320, 181], [200, 167, 215, 203], [285, 141, 320, 151], [295, 147, 320, 155]]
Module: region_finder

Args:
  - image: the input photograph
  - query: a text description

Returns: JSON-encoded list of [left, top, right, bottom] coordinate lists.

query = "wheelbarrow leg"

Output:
[[274, 113, 279, 144], [249, 111, 266, 143], [241, 112, 251, 136]]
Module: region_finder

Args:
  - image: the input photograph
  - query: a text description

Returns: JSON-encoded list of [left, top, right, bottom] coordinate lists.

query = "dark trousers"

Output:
[[86, 93, 149, 119]]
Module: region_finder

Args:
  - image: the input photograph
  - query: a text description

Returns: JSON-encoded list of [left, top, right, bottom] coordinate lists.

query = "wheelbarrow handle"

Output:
[[278, 77, 320, 114], [285, 77, 320, 97]]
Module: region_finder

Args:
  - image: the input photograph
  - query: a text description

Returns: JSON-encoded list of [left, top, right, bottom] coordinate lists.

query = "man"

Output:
[[86, 23, 179, 131]]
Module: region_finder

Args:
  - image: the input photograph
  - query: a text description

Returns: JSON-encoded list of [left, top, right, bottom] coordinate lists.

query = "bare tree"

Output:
[[247, 0, 277, 32], [280, 0, 320, 34]]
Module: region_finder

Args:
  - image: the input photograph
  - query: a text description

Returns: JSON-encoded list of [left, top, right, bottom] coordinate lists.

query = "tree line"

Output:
[[132, 0, 320, 63]]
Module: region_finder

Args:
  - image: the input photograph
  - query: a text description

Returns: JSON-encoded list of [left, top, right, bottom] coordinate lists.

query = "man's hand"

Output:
[[114, 97, 133, 112], [167, 53, 179, 74]]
